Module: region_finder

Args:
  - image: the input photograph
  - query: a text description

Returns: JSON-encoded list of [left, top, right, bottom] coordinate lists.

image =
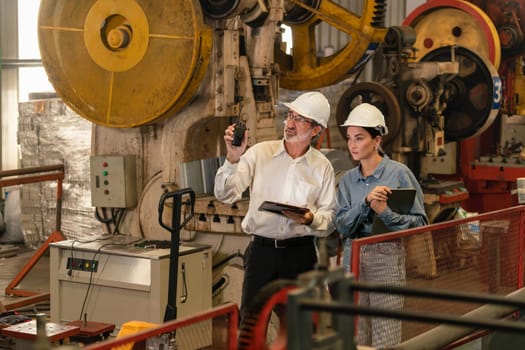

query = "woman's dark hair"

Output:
[[363, 127, 381, 138], [363, 126, 385, 156]]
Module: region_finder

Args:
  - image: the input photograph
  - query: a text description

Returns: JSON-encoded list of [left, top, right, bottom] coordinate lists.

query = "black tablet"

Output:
[[258, 201, 309, 215], [370, 188, 416, 234]]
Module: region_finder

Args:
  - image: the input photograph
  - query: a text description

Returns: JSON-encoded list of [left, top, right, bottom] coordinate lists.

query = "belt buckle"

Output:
[[274, 239, 285, 248]]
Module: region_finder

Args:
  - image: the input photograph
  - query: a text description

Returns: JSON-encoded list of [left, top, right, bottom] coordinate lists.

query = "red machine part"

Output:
[[238, 280, 298, 350], [403, 0, 501, 67], [470, 0, 525, 53], [460, 0, 525, 212], [405, 0, 525, 212]]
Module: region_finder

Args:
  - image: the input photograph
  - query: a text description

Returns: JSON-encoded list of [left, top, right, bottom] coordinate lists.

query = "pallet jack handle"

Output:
[[158, 188, 195, 322]]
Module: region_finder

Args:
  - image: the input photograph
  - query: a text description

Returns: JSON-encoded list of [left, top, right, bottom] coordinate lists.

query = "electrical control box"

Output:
[[90, 155, 137, 208]]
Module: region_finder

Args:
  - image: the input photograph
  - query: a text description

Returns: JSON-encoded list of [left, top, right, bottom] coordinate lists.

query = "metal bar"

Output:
[[0, 165, 64, 187], [0, 173, 64, 187], [2, 164, 66, 300], [84, 303, 239, 350], [350, 281, 525, 310], [298, 300, 525, 334], [395, 289, 525, 349], [355, 205, 525, 245], [5, 231, 65, 297], [0, 164, 63, 178], [0, 58, 42, 68], [3, 293, 50, 311]]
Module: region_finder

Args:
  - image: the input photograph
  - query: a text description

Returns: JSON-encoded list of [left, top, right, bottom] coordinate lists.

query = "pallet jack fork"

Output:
[[0, 165, 66, 309]]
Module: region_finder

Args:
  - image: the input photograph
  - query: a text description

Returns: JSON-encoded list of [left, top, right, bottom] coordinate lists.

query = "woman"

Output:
[[335, 103, 428, 349]]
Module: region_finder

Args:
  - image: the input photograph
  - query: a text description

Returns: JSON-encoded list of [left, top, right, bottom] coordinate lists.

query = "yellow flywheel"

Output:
[[38, 0, 212, 128], [276, 0, 387, 90], [403, 0, 501, 68]]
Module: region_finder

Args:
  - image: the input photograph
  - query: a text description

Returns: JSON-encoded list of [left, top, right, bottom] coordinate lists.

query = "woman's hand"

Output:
[[367, 186, 392, 214]]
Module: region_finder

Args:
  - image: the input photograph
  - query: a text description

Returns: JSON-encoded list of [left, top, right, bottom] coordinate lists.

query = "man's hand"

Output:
[[224, 123, 248, 163], [282, 210, 314, 225]]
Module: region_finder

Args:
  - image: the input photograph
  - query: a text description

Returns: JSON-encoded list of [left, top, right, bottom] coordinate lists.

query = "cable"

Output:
[[77, 239, 141, 320], [94, 207, 128, 235], [68, 240, 77, 277], [78, 245, 103, 320], [213, 250, 244, 270], [95, 207, 112, 234]]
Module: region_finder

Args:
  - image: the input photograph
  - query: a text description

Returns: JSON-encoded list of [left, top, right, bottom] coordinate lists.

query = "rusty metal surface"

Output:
[[1, 320, 79, 342]]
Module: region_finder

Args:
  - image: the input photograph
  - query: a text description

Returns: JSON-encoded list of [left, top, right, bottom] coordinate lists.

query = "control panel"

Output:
[[90, 155, 137, 208], [67, 257, 99, 272]]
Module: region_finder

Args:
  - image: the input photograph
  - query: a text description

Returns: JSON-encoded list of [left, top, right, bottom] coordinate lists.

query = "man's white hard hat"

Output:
[[340, 103, 389, 136], [283, 92, 330, 128]]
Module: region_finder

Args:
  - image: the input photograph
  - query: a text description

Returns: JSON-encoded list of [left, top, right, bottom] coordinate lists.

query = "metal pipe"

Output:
[[0, 58, 42, 68], [351, 281, 525, 310], [300, 299, 525, 334], [393, 288, 525, 350], [0, 164, 64, 178], [292, 280, 525, 349]]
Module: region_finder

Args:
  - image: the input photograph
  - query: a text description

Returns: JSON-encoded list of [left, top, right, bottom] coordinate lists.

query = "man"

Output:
[[214, 91, 336, 322]]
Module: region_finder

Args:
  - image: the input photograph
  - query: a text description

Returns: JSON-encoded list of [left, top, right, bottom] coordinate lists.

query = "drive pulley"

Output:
[[38, 0, 212, 127], [404, 0, 503, 141], [421, 46, 502, 141], [403, 0, 501, 68], [276, 0, 388, 90]]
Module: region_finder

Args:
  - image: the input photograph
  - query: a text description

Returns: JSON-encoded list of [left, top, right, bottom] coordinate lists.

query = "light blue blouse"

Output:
[[335, 155, 428, 239]]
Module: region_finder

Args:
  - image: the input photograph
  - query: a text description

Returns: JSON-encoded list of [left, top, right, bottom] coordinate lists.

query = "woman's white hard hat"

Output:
[[283, 92, 330, 128], [341, 103, 389, 136]]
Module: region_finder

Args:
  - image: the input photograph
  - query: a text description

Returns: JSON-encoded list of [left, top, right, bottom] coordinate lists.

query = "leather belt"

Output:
[[251, 235, 314, 249]]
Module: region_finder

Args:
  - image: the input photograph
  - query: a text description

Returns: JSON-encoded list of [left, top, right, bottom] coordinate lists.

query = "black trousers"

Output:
[[240, 236, 317, 323]]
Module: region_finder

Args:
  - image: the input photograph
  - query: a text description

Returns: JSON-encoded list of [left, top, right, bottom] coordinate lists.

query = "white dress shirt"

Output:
[[214, 139, 336, 239]]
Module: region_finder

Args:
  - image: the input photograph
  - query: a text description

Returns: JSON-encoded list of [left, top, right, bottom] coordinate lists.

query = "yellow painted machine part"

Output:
[[515, 57, 525, 115], [404, 0, 501, 68], [276, 0, 387, 90], [38, 0, 212, 128]]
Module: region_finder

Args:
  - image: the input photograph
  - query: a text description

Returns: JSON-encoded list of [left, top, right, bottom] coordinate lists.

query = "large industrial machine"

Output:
[[31, 0, 525, 347], [35, 0, 391, 322], [335, 0, 525, 221], [325, 2, 525, 224]]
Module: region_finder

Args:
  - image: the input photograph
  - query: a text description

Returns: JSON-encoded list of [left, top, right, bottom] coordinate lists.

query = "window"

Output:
[[18, 0, 54, 102]]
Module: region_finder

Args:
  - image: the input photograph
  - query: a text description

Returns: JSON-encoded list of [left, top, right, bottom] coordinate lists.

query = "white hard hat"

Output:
[[283, 92, 330, 128], [340, 103, 389, 136]]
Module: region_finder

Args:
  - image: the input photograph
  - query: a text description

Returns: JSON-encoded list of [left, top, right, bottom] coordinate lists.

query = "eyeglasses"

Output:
[[286, 111, 315, 125]]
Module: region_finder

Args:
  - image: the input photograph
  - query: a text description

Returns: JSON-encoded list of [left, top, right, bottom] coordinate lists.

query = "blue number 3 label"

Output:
[[492, 76, 502, 109]]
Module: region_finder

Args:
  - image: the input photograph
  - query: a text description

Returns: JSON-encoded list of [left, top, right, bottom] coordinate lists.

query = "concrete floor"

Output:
[[0, 243, 50, 316]]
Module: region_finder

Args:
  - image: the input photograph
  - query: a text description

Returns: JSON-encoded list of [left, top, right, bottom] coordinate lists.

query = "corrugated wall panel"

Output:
[[316, 0, 408, 54]]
